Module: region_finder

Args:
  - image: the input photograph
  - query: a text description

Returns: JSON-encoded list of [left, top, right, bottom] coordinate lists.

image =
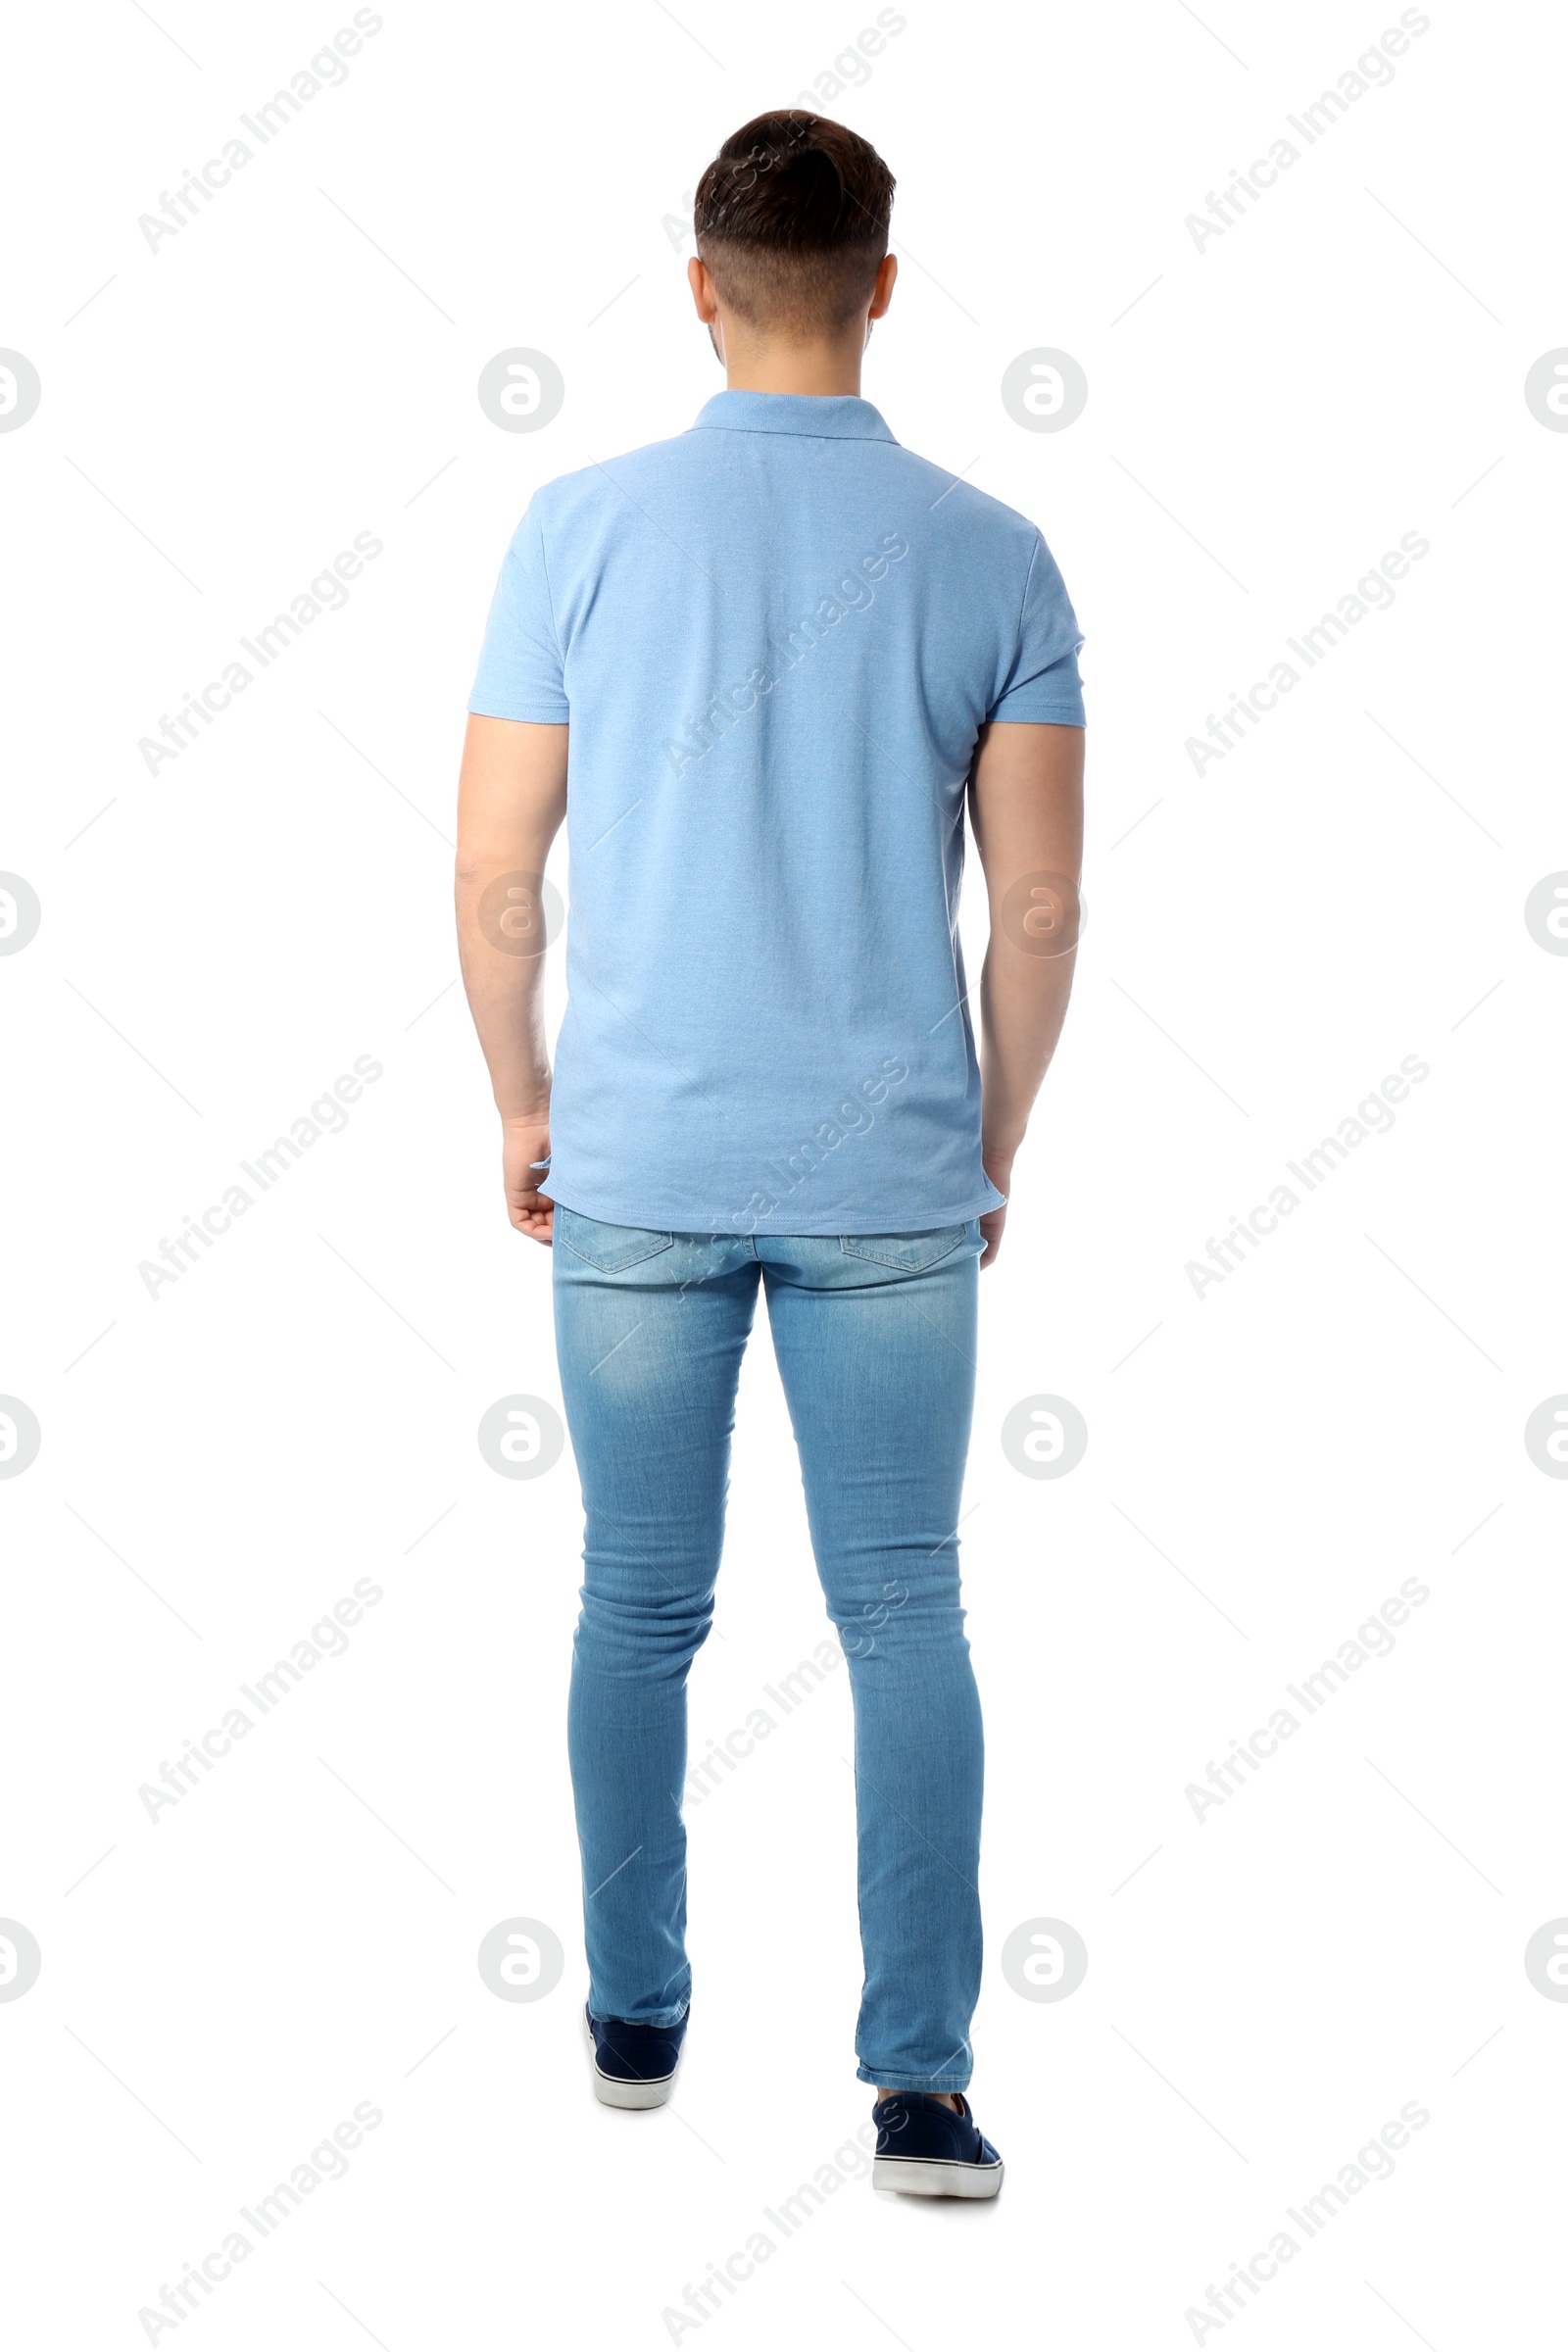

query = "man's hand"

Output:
[[503, 1117, 555, 1244], [978, 1151, 1012, 1269]]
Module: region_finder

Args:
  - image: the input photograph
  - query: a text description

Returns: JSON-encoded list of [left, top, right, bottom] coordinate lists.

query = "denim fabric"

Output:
[[553, 1208, 986, 2090]]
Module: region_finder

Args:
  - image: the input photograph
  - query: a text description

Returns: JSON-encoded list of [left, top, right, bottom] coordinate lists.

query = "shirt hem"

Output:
[[546, 1180, 1005, 1238]]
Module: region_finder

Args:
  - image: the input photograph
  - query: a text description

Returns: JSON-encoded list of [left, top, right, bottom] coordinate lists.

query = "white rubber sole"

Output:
[[873, 2154, 1004, 2199], [583, 2008, 680, 2109]]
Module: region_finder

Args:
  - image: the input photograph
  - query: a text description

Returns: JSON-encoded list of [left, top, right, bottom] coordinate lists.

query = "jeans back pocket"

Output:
[[838, 1224, 971, 1274], [556, 1206, 675, 1275]]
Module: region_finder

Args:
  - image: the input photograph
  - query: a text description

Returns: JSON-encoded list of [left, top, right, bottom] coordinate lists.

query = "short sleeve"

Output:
[[467, 503, 569, 722], [988, 531, 1085, 725]]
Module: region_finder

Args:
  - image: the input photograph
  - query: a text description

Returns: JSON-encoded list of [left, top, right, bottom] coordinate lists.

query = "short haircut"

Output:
[[694, 113, 895, 336]]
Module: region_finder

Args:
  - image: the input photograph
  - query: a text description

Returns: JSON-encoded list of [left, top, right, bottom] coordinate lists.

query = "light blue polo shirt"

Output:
[[468, 389, 1084, 1236]]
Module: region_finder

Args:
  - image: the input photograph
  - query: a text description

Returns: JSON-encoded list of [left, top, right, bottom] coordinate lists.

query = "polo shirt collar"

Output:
[[691, 390, 898, 443]]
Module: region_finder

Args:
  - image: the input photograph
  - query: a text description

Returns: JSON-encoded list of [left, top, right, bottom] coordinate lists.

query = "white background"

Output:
[[4, 0, 1565, 2344]]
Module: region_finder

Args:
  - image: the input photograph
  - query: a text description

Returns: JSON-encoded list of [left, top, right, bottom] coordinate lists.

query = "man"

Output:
[[456, 112, 1084, 2198]]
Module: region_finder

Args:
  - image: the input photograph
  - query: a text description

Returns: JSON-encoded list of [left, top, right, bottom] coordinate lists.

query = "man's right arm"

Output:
[[455, 713, 569, 1243], [967, 718, 1086, 1267]]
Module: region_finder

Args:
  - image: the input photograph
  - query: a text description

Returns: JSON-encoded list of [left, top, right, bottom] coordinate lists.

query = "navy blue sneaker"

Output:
[[583, 2002, 688, 2109], [871, 2091, 1004, 2197]]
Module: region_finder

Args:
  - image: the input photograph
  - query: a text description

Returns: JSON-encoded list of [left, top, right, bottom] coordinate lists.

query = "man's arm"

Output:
[[455, 713, 568, 1243], [967, 719, 1085, 1267]]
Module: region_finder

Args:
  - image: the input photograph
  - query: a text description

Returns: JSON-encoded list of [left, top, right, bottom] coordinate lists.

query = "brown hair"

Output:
[[694, 112, 895, 336]]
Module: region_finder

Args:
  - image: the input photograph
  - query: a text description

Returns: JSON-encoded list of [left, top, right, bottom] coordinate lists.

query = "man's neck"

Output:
[[721, 339, 865, 398]]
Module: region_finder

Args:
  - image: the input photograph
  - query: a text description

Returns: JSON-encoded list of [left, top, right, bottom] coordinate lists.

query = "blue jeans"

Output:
[[552, 1207, 986, 2092]]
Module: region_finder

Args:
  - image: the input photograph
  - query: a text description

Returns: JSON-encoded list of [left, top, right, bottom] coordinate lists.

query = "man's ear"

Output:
[[867, 252, 898, 321], [687, 257, 718, 321], [688, 258, 726, 366]]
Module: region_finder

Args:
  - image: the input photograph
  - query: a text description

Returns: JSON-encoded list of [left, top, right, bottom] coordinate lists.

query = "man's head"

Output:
[[689, 113, 896, 365]]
